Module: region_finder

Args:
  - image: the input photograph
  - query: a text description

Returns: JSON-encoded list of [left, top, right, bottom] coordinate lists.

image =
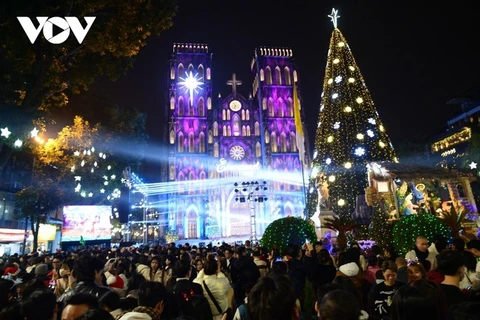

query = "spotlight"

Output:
[[234, 189, 239, 193], [240, 197, 246, 203], [243, 188, 247, 192], [235, 197, 239, 201], [234, 182, 238, 187]]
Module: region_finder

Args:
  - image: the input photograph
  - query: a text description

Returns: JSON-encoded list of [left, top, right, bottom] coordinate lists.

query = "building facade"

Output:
[[164, 43, 308, 240]]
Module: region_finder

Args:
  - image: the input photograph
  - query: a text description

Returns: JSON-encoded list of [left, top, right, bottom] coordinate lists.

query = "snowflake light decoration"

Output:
[[335, 75, 343, 83], [368, 118, 376, 125], [354, 147, 366, 156], [333, 122, 340, 130]]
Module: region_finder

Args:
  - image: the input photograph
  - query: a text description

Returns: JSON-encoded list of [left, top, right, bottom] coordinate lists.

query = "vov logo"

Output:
[[17, 16, 96, 44]]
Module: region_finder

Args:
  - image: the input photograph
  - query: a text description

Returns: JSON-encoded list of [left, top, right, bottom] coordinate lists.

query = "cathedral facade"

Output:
[[164, 43, 308, 240]]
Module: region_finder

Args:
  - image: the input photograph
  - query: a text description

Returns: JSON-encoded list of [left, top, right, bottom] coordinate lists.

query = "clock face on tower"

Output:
[[229, 100, 242, 112], [229, 145, 245, 161]]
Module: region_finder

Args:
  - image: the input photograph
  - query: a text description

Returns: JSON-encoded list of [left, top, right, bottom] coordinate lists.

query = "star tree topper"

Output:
[[328, 8, 340, 28]]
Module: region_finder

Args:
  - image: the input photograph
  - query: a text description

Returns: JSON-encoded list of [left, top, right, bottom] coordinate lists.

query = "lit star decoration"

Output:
[[328, 8, 340, 28], [178, 71, 203, 105], [1, 127, 11, 138], [70, 146, 121, 202], [30, 128, 39, 138], [469, 161, 477, 169]]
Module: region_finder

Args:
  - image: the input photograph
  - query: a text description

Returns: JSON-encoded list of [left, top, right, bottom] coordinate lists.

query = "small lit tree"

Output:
[[261, 217, 316, 254]]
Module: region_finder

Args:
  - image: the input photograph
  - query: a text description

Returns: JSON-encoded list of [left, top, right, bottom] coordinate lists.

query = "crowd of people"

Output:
[[0, 235, 479, 320]]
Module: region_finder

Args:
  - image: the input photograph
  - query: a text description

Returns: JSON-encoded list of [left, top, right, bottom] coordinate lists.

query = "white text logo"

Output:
[[17, 16, 96, 44]]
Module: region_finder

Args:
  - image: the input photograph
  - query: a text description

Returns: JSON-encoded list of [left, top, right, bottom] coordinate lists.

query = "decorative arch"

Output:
[[206, 67, 211, 80], [222, 109, 226, 120], [284, 66, 291, 85], [246, 110, 250, 120], [275, 66, 282, 85], [170, 67, 175, 80], [170, 96, 175, 110], [169, 130, 175, 144], [207, 97, 212, 110], [188, 63, 194, 75], [213, 122, 219, 136], [265, 130, 270, 144], [241, 110, 245, 121], [247, 125, 251, 136], [222, 125, 227, 136], [255, 122, 260, 136], [242, 125, 246, 137]]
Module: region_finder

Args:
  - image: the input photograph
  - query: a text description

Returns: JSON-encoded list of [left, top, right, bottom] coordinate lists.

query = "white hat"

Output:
[[339, 262, 360, 277], [118, 311, 152, 320]]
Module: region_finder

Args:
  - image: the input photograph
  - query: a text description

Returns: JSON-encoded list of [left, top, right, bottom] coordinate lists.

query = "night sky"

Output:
[[89, 0, 480, 179]]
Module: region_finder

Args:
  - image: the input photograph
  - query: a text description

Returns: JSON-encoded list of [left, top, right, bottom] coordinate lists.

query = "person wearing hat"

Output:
[[34, 263, 51, 288]]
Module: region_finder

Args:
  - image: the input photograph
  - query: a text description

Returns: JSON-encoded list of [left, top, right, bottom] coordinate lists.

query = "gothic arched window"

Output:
[[275, 66, 282, 85], [284, 67, 291, 86], [170, 97, 175, 110], [213, 122, 219, 136], [265, 130, 270, 144], [208, 130, 213, 144], [178, 63, 184, 78], [280, 133, 287, 152], [207, 97, 212, 110], [214, 143, 219, 157], [177, 132, 184, 153], [271, 132, 277, 152], [255, 122, 260, 136], [178, 96, 184, 116], [256, 142, 261, 157], [198, 97, 204, 117], [199, 132, 205, 152], [262, 98, 267, 110], [170, 130, 175, 144], [265, 67, 272, 85], [290, 132, 297, 152], [198, 64, 204, 81], [206, 68, 211, 80], [247, 125, 251, 136], [260, 69, 265, 82], [188, 132, 194, 152], [278, 98, 285, 117], [232, 114, 241, 136], [268, 98, 274, 117], [169, 165, 175, 180], [246, 110, 250, 120], [287, 98, 294, 117]]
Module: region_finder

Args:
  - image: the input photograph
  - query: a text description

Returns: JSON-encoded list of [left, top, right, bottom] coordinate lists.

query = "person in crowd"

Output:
[[194, 254, 231, 320], [20, 289, 58, 320], [459, 250, 478, 290], [247, 274, 299, 320], [55, 259, 75, 298], [437, 250, 467, 308], [233, 247, 260, 308], [61, 292, 99, 320], [368, 260, 404, 320], [59, 255, 111, 303], [318, 289, 362, 320], [364, 255, 381, 285], [450, 238, 465, 252], [74, 308, 114, 320], [407, 261, 426, 283], [252, 251, 268, 277], [394, 257, 408, 284], [390, 285, 441, 320], [405, 236, 436, 272], [172, 259, 204, 296], [98, 290, 124, 319], [118, 281, 167, 320]]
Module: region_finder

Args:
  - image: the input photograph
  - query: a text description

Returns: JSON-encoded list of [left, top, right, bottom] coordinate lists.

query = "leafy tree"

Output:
[[14, 180, 64, 252], [0, 0, 177, 113], [323, 215, 358, 252]]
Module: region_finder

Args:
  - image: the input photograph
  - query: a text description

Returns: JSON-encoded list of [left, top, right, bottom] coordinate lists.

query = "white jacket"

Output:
[[193, 269, 231, 317]]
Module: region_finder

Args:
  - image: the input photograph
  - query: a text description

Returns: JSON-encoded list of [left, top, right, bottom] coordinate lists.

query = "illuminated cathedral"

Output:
[[162, 43, 309, 240]]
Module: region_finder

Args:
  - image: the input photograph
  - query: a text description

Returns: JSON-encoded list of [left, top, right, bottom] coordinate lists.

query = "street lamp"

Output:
[[234, 181, 268, 243]]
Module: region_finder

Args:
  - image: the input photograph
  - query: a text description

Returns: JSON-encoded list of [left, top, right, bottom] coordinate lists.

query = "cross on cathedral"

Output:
[[226, 73, 242, 97]]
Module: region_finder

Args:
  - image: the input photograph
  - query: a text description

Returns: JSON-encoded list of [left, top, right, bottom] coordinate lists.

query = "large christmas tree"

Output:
[[311, 9, 397, 218]]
